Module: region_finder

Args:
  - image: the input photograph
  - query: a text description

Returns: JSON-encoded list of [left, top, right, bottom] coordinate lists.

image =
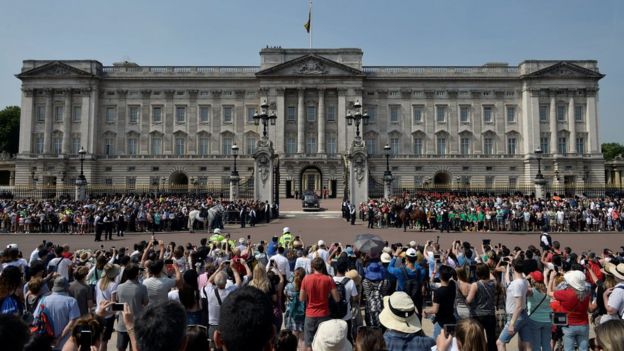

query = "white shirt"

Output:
[[317, 248, 329, 262], [268, 254, 291, 280], [48, 257, 72, 281], [95, 280, 118, 317], [333, 276, 358, 320], [505, 278, 529, 314], [294, 257, 312, 274], [29, 248, 40, 264], [206, 285, 237, 326]]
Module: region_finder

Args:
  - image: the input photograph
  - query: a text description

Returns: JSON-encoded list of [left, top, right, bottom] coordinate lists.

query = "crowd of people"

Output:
[[344, 193, 624, 233], [1, 222, 624, 351], [0, 195, 278, 235]]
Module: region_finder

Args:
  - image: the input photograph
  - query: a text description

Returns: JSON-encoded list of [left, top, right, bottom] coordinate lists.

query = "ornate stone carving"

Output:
[[352, 154, 366, 184], [298, 59, 327, 74], [116, 89, 128, 97], [22, 88, 34, 97], [164, 90, 176, 98], [140, 89, 152, 98], [188, 89, 199, 98], [257, 154, 270, 184], [210, 90, 222, 98]]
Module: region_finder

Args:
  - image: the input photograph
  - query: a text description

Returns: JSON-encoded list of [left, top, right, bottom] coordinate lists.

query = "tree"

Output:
[[602, 142, 624, 161], [0, 106, 20, 155]]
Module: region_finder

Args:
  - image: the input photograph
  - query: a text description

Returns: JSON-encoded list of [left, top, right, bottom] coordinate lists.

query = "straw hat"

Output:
[[610, 263, 624, 281], [379, 291, 422, 333], [563, 270, 587, 291], [311, 319, 352, 351]]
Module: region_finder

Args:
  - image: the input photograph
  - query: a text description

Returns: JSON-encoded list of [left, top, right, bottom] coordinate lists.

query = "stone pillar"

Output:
[[62, 89, 72, 154], [9, 171, 15, 186], [79, 88, 92, 153], [568, 94, 576, 154], [229, 175, 240, 201], [534, 178, 546, 200], [140, 90, 151, 155], [275, 88, 285, 153], [549, 94, 557, 154], [75, 178, 87, 201], [164, 90, 175, 154], [348, 140, 368, 205], [586, 91, 599, 154], [254, 138, 275, 204], [297, 89, 305, 153], [383, 173, 393, 200], [43, 89, 53, 154], [318, 89, 325, 153], [337, 89, 347, 153]]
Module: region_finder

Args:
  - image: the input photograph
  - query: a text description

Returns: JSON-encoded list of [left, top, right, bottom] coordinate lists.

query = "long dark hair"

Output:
[[179, 270, 199, 309]]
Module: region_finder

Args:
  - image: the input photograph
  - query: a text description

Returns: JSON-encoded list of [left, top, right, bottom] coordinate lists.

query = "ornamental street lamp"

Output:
[[346, 100, 369, 139], [78, 147, 86, 182], [535, 148, 544, 180], [383, 144, 393, 199], [75, 146, 87, 201], [31, 167, 38, 189], [384, 144, 392, 177], [253, 100, 277, 138], [231, 143, 239, 177], [534, 148, 546, 200]]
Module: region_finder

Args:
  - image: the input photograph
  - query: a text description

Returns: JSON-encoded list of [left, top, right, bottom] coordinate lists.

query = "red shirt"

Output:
[[554, 288, 590, 325], [300, 273, 336, 318]]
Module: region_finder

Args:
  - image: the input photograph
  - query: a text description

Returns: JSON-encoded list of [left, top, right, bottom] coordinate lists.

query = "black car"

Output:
[[302, 191, 320, 209]]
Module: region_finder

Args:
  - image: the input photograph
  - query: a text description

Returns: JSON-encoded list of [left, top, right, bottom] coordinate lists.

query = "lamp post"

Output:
[[383, 144, 393, 199], [534, 148, 546, 200], [161, 177, 167, 194], [31, 167, 38, 190], [345, 100, 369, 140], [253, 100, 277, 138], [230, 143, 240, 201], [75, 146, 87, 201], [456, 176, 461, 194]]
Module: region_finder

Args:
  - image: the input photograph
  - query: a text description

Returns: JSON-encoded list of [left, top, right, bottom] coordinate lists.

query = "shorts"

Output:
[[498, 311, 531, 344], [102, 316, 115, 341], [304, 316, 330, 347], [116, 331, 131, 351]]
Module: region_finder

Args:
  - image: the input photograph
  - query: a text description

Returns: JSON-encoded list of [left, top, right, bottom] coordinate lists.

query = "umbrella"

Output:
[[353, 233, 385, 258]]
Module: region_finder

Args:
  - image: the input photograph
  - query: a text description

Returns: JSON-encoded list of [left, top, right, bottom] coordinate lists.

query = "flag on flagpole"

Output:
[[304, 7, 311, 33]]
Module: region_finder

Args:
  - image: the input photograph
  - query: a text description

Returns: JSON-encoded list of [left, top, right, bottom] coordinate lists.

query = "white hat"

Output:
[[283, 227, 290, 234], [318, 240, 325, 247], [380, 253, 392, 263], [6, 243, 18, 249], [213, 228, 221, 234], [409, 241, 417, 248], [564, 270, 587, 291], [382, 247, 393, 254], [406, 248, 417, 258], [379, 292, 422, 333], [238, 238, 248, 245], [311, 319, 352, 351]]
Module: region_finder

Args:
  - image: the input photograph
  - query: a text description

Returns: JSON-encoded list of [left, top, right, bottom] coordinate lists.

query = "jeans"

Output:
[[498, 311, 531, 344], [562, 325, 589, 351], [528, 319, 551, 351], [433, 322, 442, 340]]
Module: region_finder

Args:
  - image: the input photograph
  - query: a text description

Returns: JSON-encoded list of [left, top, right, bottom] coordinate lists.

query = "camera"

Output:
[[551, 312, 568, 326], [444, 324, 456, 337], [79, 328, 93, 350], [112, 303, 124, 312]]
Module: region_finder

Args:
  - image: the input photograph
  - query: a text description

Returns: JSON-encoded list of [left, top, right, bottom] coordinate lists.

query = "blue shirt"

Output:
[[267, 240, 278, 257], [387, 258, 425, 291], [34, 292, 80, 350], [384, 330, 435, 351]]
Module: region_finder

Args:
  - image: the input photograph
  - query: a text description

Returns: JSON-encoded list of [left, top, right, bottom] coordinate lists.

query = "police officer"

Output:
[[279, 227, 294, 248]]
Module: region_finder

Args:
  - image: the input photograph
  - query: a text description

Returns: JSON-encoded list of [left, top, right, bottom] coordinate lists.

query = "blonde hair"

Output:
[[249, 263, 271, 293], [456, 318, 487, 351], [595, 319, 624, 351]]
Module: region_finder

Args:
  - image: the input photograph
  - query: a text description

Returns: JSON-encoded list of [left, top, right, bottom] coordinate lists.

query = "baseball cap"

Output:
[[380, 253, 392, 263], [529, 271, 544, 283], [318, 240, 325, 247], [406, 248, 417, 258], [7, 243, 18, 250], [283, 227, 290, 233]]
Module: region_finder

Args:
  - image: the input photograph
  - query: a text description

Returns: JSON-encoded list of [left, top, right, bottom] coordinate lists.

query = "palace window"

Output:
[[54, 105, 64, 122], [326, 134, 337, 155], [198, 135, 210, 155], [306, 106, 316, 122], [436, 136, 446, 155], [71, 135, 80, 154], [367, 105, 377, 123], [286, 135, 296, 154], [412, 106, 423, 123], [106, 106, 116, 123], [128, 106, 139, 124], [305, 136, 317, 154], [507, 137, 517, 155], [223, 106, 233, 124], [34, 134, 44, 153], [556, 105, 566, 122], [460, 137, 470, 155], [558, 136, 567, 155], [390, 137, 400, 155], [326, 105, 336, 121], [72, 106, 81, 123], [150, 136, 162, 155], [287, 106, 296, 121], [152, 106, 162, 123], [199, 106, 211, 123], [413, 137, 423, 155], [506, 106, 516, 123], [575, 105, 584, 122], [460, 106, 470, 123], [483, 137, 494, 155], [175, 106, 186, 123], [436, 105, 446, 122], [246, 134, 257, 155], [576, 136, 585, 154], [36, 105, 45, 123], [127, 137, 138, 155], [483, 106, 493, 123], [247, 107, 256, 123], [540, 133, 550, 154], [222, 136, 233, 155], [175, 136, 185, 155], [539, 104, 549, 122], [390, 105, 400, 123], [104, 137, 114, 156]]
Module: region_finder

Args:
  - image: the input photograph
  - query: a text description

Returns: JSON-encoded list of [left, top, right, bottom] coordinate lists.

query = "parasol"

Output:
[[353, 233, 385, 258]]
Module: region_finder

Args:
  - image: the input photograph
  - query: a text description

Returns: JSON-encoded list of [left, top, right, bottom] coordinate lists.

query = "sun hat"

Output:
[[104, 264, 120, 280], [406, 248, 417, 258], [409, 241, 417, 248], [364, 262, 384, 281], [213, 228, 221, 234], [311, 319, 351, 351], [79, 251, 91, 263], [52, 277, 69, 293], [529, 271, 544, 283], [318, 240, 326, 247], [283, 227, 290, 233], [380, 253, 392, 264], [382, 247, 392, 254], [379, 291, 422, 334], [610, 263, 624, 281], [345, 269, 362, 286], [601, 261, 616, 276], [564, 270, 587, 291], [6, 243, 18, 249]]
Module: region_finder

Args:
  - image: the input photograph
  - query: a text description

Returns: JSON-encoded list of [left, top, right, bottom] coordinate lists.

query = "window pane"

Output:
[[540, 135, 549, 154], [506, 106, 515, 123], [175, 137, 185, 155], [390, 106, 400, 123], [127, 138, 137, 155], [576, 137, 584, 154], [54, 106, 64, 122], [558, 137, 567, 154], [200, 106, 211, 123], [222, 137, 232, 155], [246, 135, 257, 155], [460, 106, 469, 123], [152, 107, 162, 123], [556, 105, 566, 121], [484, 138, 493, 155], [413, 107, 422, 123], [326, 134, 337, 155], [36, 105, 45, 122], [436, 106, 445, 122], [223, 107, 233, 123], [306, 106, 316, 122], [106, 107, 116, 123], [460, 137, 470, 155], [367, 106, 377, 123], [483, 106, 493, 123], [413, 138, 422, 155], [287, 106, 296, 121], [199, 136, 210, 155], [539, 105, 548, 122], [326, 105, 336, 121], [575, 105, 583, 122], [390, 137, 400, 155], [507, 138, 516, 154], [72, 106, 81, 122], [129, 106, 139, 124], [286, 136, 296, 154], [437, 137, 446, 155], [305, 136, 316, 153], [151, 137, 161, 155], [175, 107, 186, 123]]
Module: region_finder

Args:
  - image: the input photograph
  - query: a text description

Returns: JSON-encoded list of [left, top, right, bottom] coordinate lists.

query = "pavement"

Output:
[[0, 198, 607, 350]]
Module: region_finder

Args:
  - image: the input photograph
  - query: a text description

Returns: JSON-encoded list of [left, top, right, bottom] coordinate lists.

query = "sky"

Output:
[[0, 0, 622, 142]]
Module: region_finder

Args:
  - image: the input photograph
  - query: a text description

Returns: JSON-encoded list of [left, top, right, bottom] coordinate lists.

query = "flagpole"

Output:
[[309, 0, 312, 49]]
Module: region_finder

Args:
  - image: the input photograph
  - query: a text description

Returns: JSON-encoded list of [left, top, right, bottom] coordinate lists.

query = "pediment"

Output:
[[523, 62, 604, 80], [256, 54, 363, 78], [16, 61, 97, 79]]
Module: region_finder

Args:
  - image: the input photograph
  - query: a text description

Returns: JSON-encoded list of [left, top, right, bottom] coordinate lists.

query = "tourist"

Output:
[[379, 291, 435, 351]]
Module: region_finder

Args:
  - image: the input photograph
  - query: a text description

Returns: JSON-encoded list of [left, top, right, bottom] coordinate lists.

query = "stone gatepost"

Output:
[[348, 139, 368, 206], [229, 175, 240, 201], [253, 137, 275, 204]]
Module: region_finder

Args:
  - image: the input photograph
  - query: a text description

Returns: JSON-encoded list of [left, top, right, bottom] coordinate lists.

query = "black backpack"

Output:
[[401, 267, 421, 304], [329, 277, 350, 319]]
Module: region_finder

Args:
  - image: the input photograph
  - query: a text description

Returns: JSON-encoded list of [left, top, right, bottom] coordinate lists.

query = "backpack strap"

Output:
[[214, 287, 223, 306]]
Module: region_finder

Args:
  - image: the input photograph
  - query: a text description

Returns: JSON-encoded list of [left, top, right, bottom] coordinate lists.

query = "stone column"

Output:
[[568, 94, 576, 154], [549, 94, 557, 154], [62, 89, 72, 154], [79, 88, 91, 153], [337, 89, 347, 153], [275, 88, 285, 153], [297, 89, 305, 153], [586, 91, 599, 154], [534, 178, 546, 200], [140, 90, 151, 155], [164, 90, 175, 154], [188, 90, 199, 155], [9, 171, 15, 186], [229, 175, 240, 201], [116, 90, 128, 154], [383, 173, 393, 200], [43, 89, 53, 154], [19, 88, 34, 154], [318, 88, 325, 153]]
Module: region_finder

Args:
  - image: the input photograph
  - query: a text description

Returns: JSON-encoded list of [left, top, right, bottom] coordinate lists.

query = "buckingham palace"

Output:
[[12, 47, 606, 198]]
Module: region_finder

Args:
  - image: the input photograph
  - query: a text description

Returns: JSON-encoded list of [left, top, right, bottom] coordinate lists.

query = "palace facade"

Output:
[[14, 48, 605, 198]]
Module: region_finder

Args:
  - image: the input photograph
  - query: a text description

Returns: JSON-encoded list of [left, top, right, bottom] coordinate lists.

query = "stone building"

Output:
[[14, 47, 605, 198]]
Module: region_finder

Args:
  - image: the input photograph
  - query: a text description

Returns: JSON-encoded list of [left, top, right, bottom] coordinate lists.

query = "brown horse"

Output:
[[399, 207, 428, 232]]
